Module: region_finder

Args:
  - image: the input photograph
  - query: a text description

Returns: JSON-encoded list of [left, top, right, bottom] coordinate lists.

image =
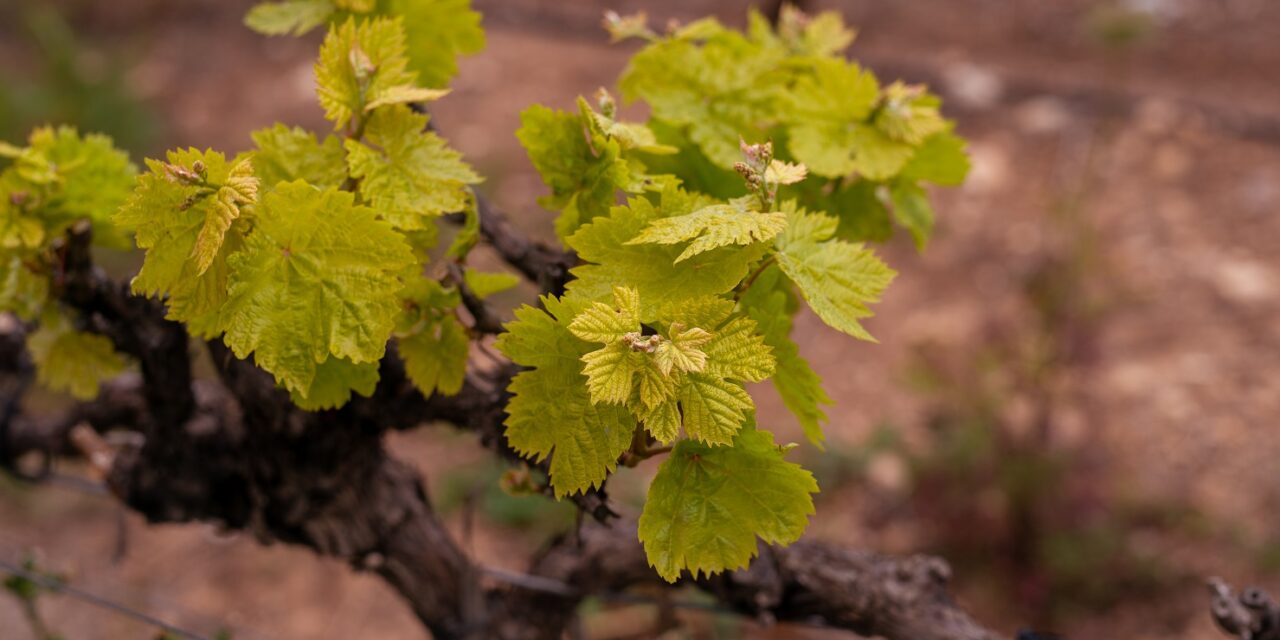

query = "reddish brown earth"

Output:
[[1, 0, 1278, 638]]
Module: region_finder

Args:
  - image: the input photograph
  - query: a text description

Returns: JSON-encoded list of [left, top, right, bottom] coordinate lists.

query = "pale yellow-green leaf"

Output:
[[113, 149, 249, 336], [462, 268, 519, 299], [581, 340, 644, 406], [27, 310, 127, 400], [850, 126, 915, 181], [603, 10, 655, 43], [765, 160, 807, 186], [568, 286, 640, 343], [389, 0, 486, 89], [774, 206, 896, 341], [245, 0, 333, 36], [192, 157, 258, 276], [739, 266, 831, 447], [220, 181, 414, 394], [628, 199, 787, 263], [639, 399, 681, 443], [5, 126, 137, 248], [639, 426, 817, 582], [400, 315, 469, 396], [315, 17, 426, 129], [290, 356, 380, 411], [568, 191, 764, 320], [634, 357, 679, 410], [496, 295, 637, 496], [250, 124, 348, 189], [876, 82, 947, 145], [653, 323, 711, 375], [364, 86, 450, 112], [679, 372, 754, 445], [0, 254, 47, 321], [345, 105, 479, 230]]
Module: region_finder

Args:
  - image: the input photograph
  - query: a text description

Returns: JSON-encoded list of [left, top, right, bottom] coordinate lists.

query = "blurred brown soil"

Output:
[[2, 0, 1279, 638]]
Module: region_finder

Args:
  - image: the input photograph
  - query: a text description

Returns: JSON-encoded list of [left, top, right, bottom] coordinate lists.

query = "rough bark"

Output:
[[1209, 578, 1280, 640]]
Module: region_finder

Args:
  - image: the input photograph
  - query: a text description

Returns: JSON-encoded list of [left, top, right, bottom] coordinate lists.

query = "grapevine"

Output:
[[0, 1, 968, 588]]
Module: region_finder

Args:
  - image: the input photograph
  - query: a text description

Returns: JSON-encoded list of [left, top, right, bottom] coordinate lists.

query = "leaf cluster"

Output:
[[0, 4, 970, 585]]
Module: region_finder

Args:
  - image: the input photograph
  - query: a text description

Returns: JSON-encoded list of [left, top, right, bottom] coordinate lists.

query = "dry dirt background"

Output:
[[1, 0, 1279, 638]]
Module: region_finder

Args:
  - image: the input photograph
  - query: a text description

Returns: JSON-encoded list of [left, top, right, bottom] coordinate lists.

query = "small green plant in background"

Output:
[[435, 460, 576, 539], [3, 555, 66, 640], [894, 176, 1190, 623]]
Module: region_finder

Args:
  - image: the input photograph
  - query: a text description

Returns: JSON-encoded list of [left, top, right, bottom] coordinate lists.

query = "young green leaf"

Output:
[[739, 266, 831, 446], [900, 130, 971, 186], [290, 356, 380, 411], [517, 104, 638, 239], [785, 59, 879, 178], [389, 0, 485, 89], [5, 126, 137, 248], [875, 82, 947, 145], [0, 174, 45, 250], [446, 196, 479, 259], [889, 180, 934, 251], [0, 254, 47, 321], [251, 124, 348, 189], [462, 268, 519, 299], [245, 0, 335, 36], [495, 296, 637, 496], [773, 205, 896, 341], [399, 315, 468, 396], [639, 426, 818, 582], [619, 26, 786, 167], [848, 126, 916, 181], [749, 6, 855, 58], [675, 373, 753, 444], [114, 148, 252, 336], [395, 277, 468, 397], [345, 105, 479, 230], [567, 189, 765, 321], [192, 156, 258, 276], [653, 323, 712, 376], [220, 181, 414, 394], [604, 10, 657, 43], [627, 198, 787, 263], [569, 287, 647, 405], [315, 17, 436, 129], [782, 7, 856, 57], [27, 310, 127, 400], [825, 179, 893, 243], [568, 286, 641, 344], [669, 301, 773, 444], [561, 287, 768, 445], [580, 341, 647, 405]]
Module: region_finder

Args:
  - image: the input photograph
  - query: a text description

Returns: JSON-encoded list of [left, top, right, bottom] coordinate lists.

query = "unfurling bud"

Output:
[[8, 191, 28, 207], [349, 43, 376, 82], [623, 331, 662, 353], [778, 5, 811, 41], [594, 87, 617, 119], [603, 10, 656, 43], [162, 162, 203, 185], [739, 139, 773, 168]]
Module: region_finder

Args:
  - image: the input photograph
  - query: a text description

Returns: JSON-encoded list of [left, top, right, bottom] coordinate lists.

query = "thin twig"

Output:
[[0, 558, 213, 640], [735, 256, 776, 301]]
